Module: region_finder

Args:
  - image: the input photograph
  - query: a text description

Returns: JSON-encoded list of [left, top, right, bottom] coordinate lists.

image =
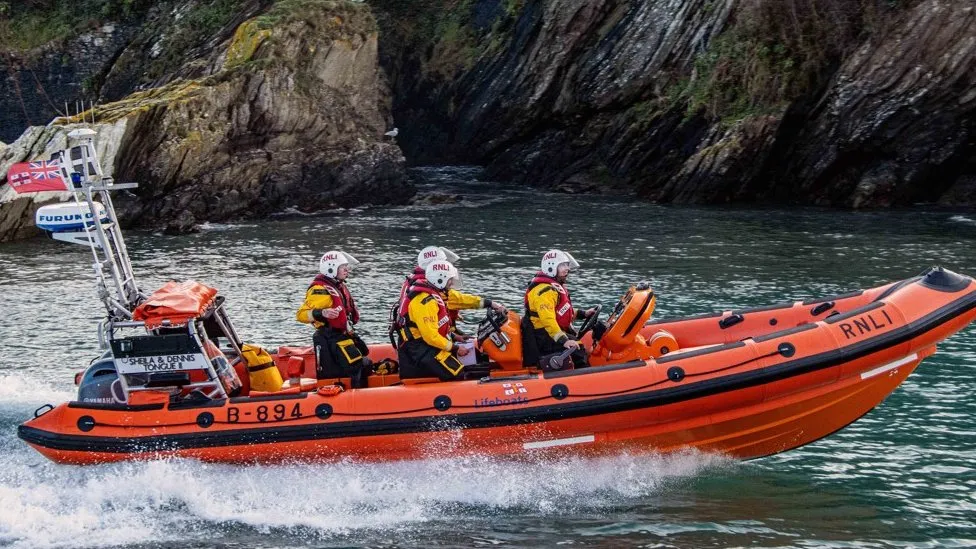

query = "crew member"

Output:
[[391, 246, 504, 345], [522, 249, 597, 369], [398, 260, 505, 380], [297, 250, 370, 388]]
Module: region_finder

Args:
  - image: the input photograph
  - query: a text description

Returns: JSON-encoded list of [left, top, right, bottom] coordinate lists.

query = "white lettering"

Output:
[[115, 353, 209, 374]]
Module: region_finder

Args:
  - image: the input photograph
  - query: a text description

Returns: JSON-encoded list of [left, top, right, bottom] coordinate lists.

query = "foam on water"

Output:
[[948, 215, 976, 225], [196, 222, 258, 232], [0, 374, 74, 408], [0, 451, 733, 549]]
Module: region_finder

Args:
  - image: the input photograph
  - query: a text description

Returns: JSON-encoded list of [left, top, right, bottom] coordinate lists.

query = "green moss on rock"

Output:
[[58, 79, 205, 124], [225, 19, 271, 68], [257, 0, 377, 36]]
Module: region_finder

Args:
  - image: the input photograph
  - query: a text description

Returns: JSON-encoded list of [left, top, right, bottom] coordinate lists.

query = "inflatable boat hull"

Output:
[[19, 269, 976, 464]]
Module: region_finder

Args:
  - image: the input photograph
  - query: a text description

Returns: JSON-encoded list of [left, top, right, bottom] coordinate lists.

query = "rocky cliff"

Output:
[[0, 0, 410, 241], [2, 0, 973, 243], [376, 0, 976, 207]]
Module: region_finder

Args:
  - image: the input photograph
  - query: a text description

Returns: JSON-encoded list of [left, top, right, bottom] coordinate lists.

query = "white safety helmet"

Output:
[[319, 250, 360, 277], [541, 249, 580, 277], [425, 260, 460, 290], [417, 246, 461, 269]]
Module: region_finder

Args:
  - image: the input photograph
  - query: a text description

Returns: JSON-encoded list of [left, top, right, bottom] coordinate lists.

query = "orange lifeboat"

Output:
[[18, 267, 976, 465]]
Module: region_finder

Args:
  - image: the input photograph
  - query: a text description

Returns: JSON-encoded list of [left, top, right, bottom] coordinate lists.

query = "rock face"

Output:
[[4, 0, 972, 225], [0, 1, 272, 144], [377, 0, 976, 206], [0, 25, 135, 143], [768, 0, 976, 207], [0, 1, 411, 241]]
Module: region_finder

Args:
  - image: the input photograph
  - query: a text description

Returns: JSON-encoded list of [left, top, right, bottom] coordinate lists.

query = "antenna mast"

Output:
[[55, 128, 145, 321]]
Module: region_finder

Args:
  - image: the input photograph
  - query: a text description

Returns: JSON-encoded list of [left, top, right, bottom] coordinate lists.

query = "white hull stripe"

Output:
[[860, 353, 919, 380], [523, 434, 595, 450]]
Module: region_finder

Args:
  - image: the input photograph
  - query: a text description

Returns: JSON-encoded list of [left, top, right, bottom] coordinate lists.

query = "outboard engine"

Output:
[[76, 359, 125, 404]]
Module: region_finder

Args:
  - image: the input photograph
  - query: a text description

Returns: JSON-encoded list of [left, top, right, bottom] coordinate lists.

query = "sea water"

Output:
[[0, 167, 974, 548]]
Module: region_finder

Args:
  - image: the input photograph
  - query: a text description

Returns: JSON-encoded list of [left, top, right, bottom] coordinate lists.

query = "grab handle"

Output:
[[811, 301, 835, 316], [34, 404, 54, 418], [719, 313, 744, 329]]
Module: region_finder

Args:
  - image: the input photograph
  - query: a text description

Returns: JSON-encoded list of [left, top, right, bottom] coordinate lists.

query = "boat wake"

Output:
[[0, 374, 73, 409], [0, 448, 735, 548]]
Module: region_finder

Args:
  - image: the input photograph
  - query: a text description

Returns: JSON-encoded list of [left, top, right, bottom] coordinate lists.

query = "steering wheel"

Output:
[[477, 307, 509, 345], [576, 304, 603, 339], [604, 289, 634, 330]]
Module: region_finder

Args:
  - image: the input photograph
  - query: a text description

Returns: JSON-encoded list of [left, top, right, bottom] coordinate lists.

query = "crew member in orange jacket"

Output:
[[297, 250, 370, 388]]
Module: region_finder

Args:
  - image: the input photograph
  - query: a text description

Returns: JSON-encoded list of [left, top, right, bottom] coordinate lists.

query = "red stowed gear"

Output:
[[524, 272, 575, 330], [310, 274, 359, 332]]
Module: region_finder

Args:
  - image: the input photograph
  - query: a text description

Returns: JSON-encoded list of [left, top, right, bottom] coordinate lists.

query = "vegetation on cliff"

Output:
[[373, 0, 522, 78], [0, 0, 152, 51], [678, 0, 912, 125]]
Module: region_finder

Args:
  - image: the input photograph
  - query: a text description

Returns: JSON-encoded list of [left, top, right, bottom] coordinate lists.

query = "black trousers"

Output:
[[313, 328, 370, 388], [520, 315, 588, 368], [398, 339, 465, 381]]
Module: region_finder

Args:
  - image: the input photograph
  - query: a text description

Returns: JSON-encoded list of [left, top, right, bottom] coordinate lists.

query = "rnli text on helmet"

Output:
[[432, 263, 450, 271], [544, 252, 558, 260], [423, 250, 438, 259]]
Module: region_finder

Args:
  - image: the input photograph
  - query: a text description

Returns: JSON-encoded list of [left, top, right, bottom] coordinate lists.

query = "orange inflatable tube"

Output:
[[18, 268, 976, 465]]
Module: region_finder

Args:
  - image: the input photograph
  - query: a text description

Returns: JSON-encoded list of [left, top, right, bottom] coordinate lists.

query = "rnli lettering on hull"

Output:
[[115, 353, 208, 374], [838, 309, 894, 340]]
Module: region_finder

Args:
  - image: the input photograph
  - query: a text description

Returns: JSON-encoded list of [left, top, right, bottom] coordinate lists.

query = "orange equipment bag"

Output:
[[132, 281, 218, 328]]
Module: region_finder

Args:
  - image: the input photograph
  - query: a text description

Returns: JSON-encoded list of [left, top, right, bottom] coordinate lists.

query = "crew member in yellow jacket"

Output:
[[391, 246, 491, 345], [522, 249, 598, 368], [296, 250, 370, 388], [398, 260, 506, 380]]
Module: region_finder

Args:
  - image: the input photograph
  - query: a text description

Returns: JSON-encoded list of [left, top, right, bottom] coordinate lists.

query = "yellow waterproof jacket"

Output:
[[404, 291, 455, 352], [525, 283, 574, 343], [296, 286, 335, 329], [446, 289, 485, 311]]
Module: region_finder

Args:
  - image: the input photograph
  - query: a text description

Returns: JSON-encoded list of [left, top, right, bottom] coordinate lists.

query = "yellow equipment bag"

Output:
[[241, 344, 283, 392]]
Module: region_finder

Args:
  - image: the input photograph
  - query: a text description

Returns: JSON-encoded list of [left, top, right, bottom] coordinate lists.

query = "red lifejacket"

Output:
[[310, 274, 359, 332], [396, 267, 460, 329], [396, 267, 426, 321], [524, 272, 575, 330], [404, 280, 452, 340]]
